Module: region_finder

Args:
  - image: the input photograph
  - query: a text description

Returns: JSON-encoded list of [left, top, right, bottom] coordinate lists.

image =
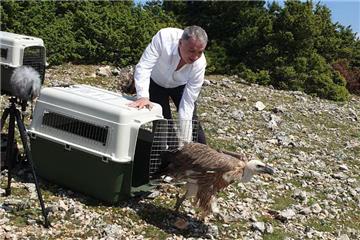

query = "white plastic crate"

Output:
[[28, 84, 202, 202], [28, 85, 165, 202], [1, 31, 46, 95], [28, 84, 164, 163], [0, 31, 45, 68]]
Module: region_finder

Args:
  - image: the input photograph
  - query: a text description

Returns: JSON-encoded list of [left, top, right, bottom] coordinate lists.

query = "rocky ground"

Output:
[[1, 64, 359, 240]]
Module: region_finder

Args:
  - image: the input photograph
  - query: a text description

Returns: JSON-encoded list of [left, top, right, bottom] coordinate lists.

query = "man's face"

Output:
[[179, 37, 206, 64]]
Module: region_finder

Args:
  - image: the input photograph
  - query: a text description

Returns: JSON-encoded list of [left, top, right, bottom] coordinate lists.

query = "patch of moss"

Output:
[[8, 208, 40, 227], [263, 229, 292, 240], [271, 192, 295, 210], [305, 218, 335, 232], [141, 225, 168, 239], [9, 187, 29, 197], [206, 138, 238, 152], [217, 220, 248, 238]]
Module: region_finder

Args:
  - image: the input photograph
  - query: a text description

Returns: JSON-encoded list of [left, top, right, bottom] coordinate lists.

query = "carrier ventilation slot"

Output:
[[149, 119, 198, 176], [42, 111, 108, 145]]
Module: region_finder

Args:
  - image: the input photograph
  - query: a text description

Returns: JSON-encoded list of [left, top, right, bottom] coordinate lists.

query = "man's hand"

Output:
[[127, 97, 153, 110]]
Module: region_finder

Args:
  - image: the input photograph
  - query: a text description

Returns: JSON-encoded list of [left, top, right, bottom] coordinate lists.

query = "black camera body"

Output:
[[1, 31, 46, 97]]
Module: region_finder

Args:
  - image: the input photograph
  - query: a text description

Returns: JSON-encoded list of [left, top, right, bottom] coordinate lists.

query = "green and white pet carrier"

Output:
[[29, 84, 199, 203]]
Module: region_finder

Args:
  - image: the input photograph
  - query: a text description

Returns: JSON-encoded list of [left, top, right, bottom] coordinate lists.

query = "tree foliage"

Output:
[[1, 0, 359, 101], [163, 0, 358, 101], [0, 0, 178, 65]]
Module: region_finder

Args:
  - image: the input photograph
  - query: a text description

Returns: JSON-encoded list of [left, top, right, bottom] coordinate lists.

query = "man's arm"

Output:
[[178, 63, 206, 120], [129, 30, 163, 109], [178, 61, 206, 142]]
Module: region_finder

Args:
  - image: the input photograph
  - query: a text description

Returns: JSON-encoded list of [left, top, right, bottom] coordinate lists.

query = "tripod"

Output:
[[0, 97, 50, 228]]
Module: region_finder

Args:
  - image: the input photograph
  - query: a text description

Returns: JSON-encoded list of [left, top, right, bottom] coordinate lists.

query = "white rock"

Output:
[[111, 68, 121, 76], [231, 110, 245, 121], [58, 200, 68, 211], [255, 101, 266, 111], [206, 224, 219, 237], [147, 190, 160, 199], [293, 189, 307, 201], [311, 203, 322, 214], [252, 222, 265, 233], [279, 209, 296, 220], [0, 217, 9, 225], [339, 164, 349, 171], [203, 79, 211, 86], [265, 223, 274, 233], [337, 234, 350, 240], [163, 176, 173, 183], [299, 207, 312, 215], [96, 66, 112, 77]]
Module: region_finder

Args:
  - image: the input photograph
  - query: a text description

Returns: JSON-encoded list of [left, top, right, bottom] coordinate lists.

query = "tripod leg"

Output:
[[14, 109, 50, 228], [4, 108, 16, 196], [0, 107, 10, 132]]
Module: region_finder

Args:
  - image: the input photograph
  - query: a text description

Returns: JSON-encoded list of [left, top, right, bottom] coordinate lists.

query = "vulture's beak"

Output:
[[261, 165, 275, 175]]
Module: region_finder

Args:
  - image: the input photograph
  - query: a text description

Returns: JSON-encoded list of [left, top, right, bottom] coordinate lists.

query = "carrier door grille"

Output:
[[23, 46, 45, 83], [149, 119, 198, 176], [42, 111, 108, 145]]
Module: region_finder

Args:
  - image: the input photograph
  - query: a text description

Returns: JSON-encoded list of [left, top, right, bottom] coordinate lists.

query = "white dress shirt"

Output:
[[134, 27, 206, 121]]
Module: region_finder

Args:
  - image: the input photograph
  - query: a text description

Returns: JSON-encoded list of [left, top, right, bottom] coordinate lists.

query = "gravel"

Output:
[[0, 65, 359, 239]]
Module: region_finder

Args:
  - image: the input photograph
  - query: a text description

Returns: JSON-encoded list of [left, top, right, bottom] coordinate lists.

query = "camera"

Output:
[[0, 31, 46, 100]]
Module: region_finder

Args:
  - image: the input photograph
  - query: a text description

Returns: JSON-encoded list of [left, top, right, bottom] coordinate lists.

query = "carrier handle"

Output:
[[29, 133, 37, 139], [101, 156, 109, 163]]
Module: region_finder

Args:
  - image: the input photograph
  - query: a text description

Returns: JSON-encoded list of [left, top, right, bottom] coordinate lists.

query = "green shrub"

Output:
[[272, 66, 298, 89], [257, 70, 271, 85], [240, 68, 258, 83], [206, 41, 229, 74], [305, 71, 349, 101], [239, 68, 271, 85]]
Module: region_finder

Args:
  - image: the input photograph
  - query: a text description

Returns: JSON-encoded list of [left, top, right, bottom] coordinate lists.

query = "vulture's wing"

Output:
[[161, 143, 246, 179], [217, 149, 248, 162]]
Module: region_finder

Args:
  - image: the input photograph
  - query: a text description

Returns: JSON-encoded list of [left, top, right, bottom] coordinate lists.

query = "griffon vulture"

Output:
[[159, 142, 274, 219]]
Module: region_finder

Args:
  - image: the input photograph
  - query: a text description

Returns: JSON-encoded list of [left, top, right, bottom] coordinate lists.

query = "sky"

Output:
[[320, 0, 360, 36], [273, 0, 360, 37]]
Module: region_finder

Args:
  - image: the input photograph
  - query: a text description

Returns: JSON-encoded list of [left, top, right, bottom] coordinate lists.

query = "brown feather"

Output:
[[162, 142, 249, 217], [165, 143, 246, 177]]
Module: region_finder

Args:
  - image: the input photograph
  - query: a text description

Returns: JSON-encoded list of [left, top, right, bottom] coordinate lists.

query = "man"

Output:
[[128, 26, 207, 144]]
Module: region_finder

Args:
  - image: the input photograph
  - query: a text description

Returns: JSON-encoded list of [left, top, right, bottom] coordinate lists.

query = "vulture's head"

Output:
[[242, 160, 275, 182]]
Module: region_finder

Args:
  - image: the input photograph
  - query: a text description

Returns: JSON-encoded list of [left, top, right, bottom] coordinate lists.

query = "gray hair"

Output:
[[182, 26, 208, 46]]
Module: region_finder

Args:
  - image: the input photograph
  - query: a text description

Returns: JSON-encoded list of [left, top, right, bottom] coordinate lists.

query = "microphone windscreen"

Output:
[[10, 66, 41, 101]]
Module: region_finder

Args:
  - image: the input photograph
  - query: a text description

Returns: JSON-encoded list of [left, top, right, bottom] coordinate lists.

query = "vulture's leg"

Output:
[[174, 191, 187, 212]]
